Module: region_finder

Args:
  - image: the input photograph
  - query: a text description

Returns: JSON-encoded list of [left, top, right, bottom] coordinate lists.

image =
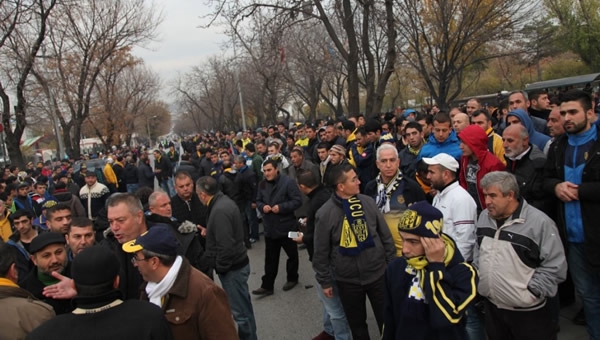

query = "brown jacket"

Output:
[[0, 283, 55, 340], [141, 259, 237, 340]]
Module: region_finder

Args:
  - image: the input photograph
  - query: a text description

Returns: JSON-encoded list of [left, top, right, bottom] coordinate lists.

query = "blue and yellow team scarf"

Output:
[[337, 194, 375, 256]]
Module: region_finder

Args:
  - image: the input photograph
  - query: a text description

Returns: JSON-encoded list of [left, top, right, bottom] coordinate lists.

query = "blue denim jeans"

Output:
[[315, 277, 352, 340], [218, 263, 258, 340], [159, 177, 175, 197], [465, 304, 485, 340], [126, 183, 139, 194], [568, 242, 600, 340]]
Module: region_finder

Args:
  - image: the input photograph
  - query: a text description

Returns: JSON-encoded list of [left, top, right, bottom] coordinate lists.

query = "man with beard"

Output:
[[502, 124, 548, 212], [21, 232, 73, 314], [422, 153, 482, 340], [423, 153, 477, 263], [544, 90, 600, 339]]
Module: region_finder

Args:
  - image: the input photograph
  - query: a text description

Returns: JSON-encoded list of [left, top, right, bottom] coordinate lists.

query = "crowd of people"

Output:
[[0, 87, 598, 340]]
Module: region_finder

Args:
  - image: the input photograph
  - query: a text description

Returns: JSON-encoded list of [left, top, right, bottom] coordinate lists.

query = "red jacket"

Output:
[[458, 125, 505, 209]]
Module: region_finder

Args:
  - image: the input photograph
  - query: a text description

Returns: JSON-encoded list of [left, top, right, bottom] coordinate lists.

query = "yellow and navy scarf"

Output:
[[405, 233, 456, 289], [338, 194, 375, 256]]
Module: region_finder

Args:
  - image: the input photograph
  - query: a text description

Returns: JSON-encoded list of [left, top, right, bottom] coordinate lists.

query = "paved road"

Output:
[[238, 236, 380, 340], [227, 233, 588, 340]]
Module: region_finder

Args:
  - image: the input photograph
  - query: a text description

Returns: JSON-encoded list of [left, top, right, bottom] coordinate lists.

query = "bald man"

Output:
[[452, 113, 470, 134]]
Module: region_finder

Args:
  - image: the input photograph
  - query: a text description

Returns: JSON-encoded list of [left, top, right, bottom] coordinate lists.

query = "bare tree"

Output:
[[228, 11, 295, 125], [0, 0, 57, 166], [172, 56, 240, 132], [42, 0, 161, 158], [86, 52, 160, 148], [393, 0, 532, 109], [205, 0, 397, 117]]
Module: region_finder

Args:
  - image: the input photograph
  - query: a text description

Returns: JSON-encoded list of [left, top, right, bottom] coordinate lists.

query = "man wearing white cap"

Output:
[[422, 153, 477, 262], [423, 152, 482, 340]]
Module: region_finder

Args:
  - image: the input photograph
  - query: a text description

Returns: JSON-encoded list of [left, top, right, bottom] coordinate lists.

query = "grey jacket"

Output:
[[474, 199, 567, 311], [205, 192, 248, 275], [313, 194, 396, 288]]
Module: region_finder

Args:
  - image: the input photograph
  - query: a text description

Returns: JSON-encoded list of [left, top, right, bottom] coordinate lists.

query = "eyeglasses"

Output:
[[131, 255, 152, 264]]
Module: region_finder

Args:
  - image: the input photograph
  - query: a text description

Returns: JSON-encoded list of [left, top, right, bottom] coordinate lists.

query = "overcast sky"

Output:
[[131, 0, 229, 101]]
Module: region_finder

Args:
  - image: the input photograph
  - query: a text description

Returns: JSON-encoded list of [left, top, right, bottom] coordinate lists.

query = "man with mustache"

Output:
[[21, 232, 73, 314]]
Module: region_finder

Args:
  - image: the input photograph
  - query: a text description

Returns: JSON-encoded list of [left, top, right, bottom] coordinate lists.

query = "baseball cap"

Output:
[[42, 200, 58, 210], [122, 225, 180, 256], [422, 153, 459, 172], [29, 232, 67, 254]]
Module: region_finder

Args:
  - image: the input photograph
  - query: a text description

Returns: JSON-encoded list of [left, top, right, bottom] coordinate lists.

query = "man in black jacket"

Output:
[[170, 171, 207, 234], [233, 156, 260, 244], [146, 191, 209, 275], [543, 90, 600, 339], [252, 159, 303, 295], [21, 232, 73, 315], [503, 124, 549, 213], [178, 153, 200, 182], [153, 150, 173, 195], [196, 176, 258, 340], [137, 153, 155, 189]]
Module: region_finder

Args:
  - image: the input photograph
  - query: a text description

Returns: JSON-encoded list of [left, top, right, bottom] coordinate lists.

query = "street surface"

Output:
[[235, 234, 588, 340]]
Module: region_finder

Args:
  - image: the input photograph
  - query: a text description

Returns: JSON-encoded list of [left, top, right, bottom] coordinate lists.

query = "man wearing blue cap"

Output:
[[123, 225, 237, 340], [382, 201, 478, 340]]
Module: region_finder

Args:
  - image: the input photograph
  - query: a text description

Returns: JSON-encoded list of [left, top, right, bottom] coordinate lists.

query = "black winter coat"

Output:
[[543, 130, 600, 270], [256, 174, 303, 238]]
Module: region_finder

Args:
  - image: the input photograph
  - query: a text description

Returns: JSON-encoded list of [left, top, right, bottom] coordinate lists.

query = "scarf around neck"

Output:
[[375, 170, 403, 213], [337, 194, 375, 256], [38, 270, 61, 286], [405, 233, 456, 289], [146, 255, 183, 307]]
